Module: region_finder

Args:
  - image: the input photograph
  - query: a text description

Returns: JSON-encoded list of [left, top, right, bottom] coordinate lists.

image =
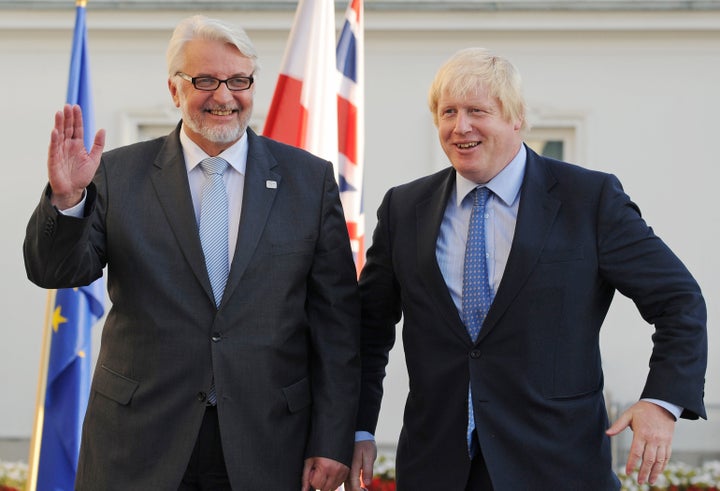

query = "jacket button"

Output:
[[470, 350, 481, 359], [197, 392, 207, 402], [211, 332, 222, 342], [44, 218, 55, 237]]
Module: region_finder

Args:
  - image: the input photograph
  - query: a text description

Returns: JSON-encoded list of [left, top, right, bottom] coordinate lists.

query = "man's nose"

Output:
[[212, 83, 234, 102], [454, 113, 472, 133]]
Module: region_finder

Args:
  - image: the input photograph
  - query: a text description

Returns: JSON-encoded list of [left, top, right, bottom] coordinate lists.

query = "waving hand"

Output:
[[48, 104, 105, 209]]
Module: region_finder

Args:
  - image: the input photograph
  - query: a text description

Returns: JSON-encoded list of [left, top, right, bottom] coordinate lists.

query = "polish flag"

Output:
[[264, 0, 365, 274], [263, 0, 338, 177]]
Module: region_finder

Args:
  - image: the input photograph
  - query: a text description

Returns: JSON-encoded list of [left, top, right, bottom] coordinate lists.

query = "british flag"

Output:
[[337, 0, 365, 275]]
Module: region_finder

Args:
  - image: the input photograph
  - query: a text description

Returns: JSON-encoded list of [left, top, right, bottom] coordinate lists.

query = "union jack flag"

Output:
[[337, 0, 365, 275]]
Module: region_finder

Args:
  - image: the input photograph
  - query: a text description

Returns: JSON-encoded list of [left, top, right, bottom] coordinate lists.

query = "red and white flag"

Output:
[[263, 0, 338, 173], [264, 0, 365, 274], [336, 0, 365, 274]]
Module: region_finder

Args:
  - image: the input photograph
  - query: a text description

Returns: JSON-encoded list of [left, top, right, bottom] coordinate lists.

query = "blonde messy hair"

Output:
[[428, 47, 527, 132]]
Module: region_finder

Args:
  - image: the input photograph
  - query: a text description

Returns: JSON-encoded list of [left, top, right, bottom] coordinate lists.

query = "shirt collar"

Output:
[[180, 124, 248, 176], [455, 144, 526, 207]]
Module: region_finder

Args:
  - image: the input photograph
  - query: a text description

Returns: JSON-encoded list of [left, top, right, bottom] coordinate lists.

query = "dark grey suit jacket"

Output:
[[357, 146, 707, 490], [24, 125, 361, 490]]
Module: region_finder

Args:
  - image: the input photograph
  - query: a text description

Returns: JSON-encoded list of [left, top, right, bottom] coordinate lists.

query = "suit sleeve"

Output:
[[304, 162, 362, 465], [23, 177, 106, 289], [597, 174, 707, 419], [356, 188, 403, 434]]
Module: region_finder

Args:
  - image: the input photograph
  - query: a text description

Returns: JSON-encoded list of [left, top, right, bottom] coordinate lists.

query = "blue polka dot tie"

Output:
[[462, 186, 493, 457], [199, 157, 229, 406]]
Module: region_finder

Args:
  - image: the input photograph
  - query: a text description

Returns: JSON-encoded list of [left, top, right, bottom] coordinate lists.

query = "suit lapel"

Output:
[[150, 124, 216, 303], [222, 129, 280, 303], [416, 169, 473, 344], [149, 126, 281, 308], [479, 148, 560, 340]]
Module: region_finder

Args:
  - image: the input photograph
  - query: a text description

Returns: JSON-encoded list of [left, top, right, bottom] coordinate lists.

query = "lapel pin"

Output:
[[266, 180, 278, 189]]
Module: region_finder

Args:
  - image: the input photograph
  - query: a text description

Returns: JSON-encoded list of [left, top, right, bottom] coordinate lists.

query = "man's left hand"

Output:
[[301, 456, 349, 491], [606, 400, 676, 485]]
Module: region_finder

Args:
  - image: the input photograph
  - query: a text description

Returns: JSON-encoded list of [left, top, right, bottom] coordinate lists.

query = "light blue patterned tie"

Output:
[[462, 186, 493, 457], [199, 157, 230, 308], [199, 157, 229, 406]]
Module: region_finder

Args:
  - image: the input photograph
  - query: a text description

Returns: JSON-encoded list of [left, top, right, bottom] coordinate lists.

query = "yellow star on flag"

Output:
[[51, 305, 68, 333]]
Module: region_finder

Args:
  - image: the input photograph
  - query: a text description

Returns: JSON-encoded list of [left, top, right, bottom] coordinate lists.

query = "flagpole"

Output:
[[26, 289, 57, 491]]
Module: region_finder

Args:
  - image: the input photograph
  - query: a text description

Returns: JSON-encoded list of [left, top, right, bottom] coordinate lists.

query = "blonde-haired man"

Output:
[[347, 47, 707, 490]]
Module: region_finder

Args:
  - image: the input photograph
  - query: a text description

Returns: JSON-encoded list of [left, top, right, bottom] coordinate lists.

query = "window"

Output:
[[525, 126, 576, 161]]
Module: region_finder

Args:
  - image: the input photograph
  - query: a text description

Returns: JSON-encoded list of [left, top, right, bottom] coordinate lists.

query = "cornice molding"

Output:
[[2, 0, 720, 12], [2, 0, 719, 32]]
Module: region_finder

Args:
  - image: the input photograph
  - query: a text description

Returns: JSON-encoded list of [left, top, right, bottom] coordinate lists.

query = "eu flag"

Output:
[[36, 2, 106, 489], [37, 286, 104, 491], [65, 0, 94, 151]]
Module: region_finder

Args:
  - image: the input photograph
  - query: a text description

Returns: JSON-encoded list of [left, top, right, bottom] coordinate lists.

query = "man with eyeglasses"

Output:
[[24, 14, 360, 491]]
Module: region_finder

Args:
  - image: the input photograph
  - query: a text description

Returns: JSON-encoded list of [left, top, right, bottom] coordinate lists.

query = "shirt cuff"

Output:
[[641, 398, 683, 420], [355, 431, 375, 442], [56, 189, 87, 217]]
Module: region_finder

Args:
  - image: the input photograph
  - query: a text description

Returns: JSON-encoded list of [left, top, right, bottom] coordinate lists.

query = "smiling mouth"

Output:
[[207, 109, 236, 116], [456, 142, 479, 149]]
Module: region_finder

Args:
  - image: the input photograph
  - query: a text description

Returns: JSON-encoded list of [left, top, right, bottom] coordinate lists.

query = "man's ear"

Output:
[[168, 79, 181, 108]]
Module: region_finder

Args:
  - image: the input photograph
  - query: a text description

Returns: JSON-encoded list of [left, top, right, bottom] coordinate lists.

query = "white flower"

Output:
[[0, 460, 28, 488], [617, 460, 720, 490]]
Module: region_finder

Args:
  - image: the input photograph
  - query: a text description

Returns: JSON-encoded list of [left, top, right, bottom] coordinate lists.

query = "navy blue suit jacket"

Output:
[[357, 146, 706, 490]]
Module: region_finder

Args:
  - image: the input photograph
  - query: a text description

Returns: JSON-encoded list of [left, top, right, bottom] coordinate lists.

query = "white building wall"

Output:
[[0, 2, 718, 460]]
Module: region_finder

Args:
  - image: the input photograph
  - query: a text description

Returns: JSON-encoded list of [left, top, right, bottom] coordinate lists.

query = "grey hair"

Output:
[[166, 15, 259, 77]]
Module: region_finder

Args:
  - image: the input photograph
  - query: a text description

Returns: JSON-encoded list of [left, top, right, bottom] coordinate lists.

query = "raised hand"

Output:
[[48, 104, 105, 209]]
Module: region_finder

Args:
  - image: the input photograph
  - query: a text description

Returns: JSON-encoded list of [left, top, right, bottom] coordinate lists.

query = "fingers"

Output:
[[344, 440, 377, 491], [360, 444, 376, 488], [55, 104, 86, 143], [605, 411, 630, 437], [65, 104, 84, 141], [90, 128, 107, 160], [647, 444, 670, 484], [346, 453, 365, 491], [300, 459, 313, 491], [609, 401, 675, 486], [345, 457, 362, 491], [50, 104, 87, 154], [349, 446, 364, 491], [62, 104, 74, 140], [606, 407, 638, 475], [301, 457, 349, 491], [638, 434, 672, 485], [629, 437, 672, 485], [625, 438, 644, 480], [49, 108, 67, 161]]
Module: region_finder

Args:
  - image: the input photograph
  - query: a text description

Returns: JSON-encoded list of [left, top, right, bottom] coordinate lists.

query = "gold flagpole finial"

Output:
[[76, 0, 88, 7]]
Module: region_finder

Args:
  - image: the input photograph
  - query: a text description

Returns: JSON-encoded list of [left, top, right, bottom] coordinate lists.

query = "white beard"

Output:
[[183, 111, 245, 144]]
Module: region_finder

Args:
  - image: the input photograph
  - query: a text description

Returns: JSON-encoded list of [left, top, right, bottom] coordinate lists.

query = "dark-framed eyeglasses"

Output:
[[175, 72, 254, 92]]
